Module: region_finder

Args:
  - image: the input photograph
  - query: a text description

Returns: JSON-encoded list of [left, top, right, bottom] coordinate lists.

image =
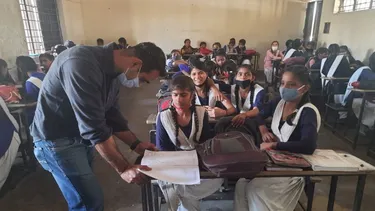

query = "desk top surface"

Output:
[[7, 102, 37, 108], [349, 88, 375, 93], [321, 77, 350, 80]]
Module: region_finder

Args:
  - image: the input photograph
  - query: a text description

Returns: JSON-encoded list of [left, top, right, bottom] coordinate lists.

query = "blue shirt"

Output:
[[30, 43, 129, 145], [25, 72, 45, 101], [156, 108, 212, 151], [258, 97, 317, 154]]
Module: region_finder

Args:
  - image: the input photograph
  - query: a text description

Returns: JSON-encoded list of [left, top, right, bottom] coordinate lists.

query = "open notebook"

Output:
[[302, 150, 369, 172], [139, 150, 200, 185]]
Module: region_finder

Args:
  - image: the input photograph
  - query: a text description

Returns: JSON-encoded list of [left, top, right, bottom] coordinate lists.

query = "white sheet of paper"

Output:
[[139, 150, 200, 185]]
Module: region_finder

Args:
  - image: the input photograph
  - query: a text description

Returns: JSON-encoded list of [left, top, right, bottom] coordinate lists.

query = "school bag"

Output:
[[197, 131, 268, 178], [0, 85, 22, 104]]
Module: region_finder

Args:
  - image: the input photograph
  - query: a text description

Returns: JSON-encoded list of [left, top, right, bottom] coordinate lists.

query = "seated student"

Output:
[[304, 41, 316, 59], [342, 52, 375, 128], [39, 53, 54, 73], [97, 38, 104, 46], [322, 44, 351, 78], [0, 97, 21, 190], [0, 59, 15, 85], [234, 65, 321, 211], [181, 39, 195, 56], [189, 57, 236, 118], [282, 39, 293, 55], [156, 76, 223, 211], [340, 45, 356, 65], [198, 42, 212, 56], [306, 47, 328, 69], [166, 50, 188, 72], [235, 39, 247, 54], [118, 37, 128, 49], [264, 41, 284, 84], [215, 65, 265, 133], [212, 42, 222, 55], [53, 44, 67, 56], [283, 39, 304, 61], [224, 38, 237, 54], [212, 49, 229, 82]]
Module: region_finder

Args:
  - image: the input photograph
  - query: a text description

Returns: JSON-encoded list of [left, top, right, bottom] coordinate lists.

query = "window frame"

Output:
[[336, 0, 375, 13]]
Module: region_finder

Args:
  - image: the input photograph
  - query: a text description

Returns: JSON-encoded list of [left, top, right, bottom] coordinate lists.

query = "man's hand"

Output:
[[120, 165, 151, 185], [231, 113, 246, 128], [260, 142, 277, 151], [206, 107, 226, 118], [134, 142, 158, 155]]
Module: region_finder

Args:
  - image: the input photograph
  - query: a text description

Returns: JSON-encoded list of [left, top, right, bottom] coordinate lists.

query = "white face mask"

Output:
[[119, 66, 141, 88], [271, 46, 278, 51]]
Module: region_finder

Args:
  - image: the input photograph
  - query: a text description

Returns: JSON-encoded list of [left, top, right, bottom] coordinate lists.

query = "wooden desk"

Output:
[[146, 113, 219, 126], [7, 102, 37, 109], [142, 169, 374, 211]]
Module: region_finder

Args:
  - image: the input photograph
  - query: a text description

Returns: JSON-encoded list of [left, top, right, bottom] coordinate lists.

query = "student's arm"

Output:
[[257, 97, 280, 142], [218, 83, 231, 94], [267, 50, 282, 60], [220, 95, 236, 115], [308, 58, 316, 68], [207, 78, 224, 101], [25, 81, 39, 101], [198, 112, 213, 142], [173, 60, 188, 66], [206, 95, 235, 118], [156, 113, 176, 151], [61, 59, 149, 184], [275, 108, 318, 154]]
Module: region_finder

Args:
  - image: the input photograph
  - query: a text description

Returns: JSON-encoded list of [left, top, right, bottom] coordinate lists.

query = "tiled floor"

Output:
[[1, 79, 375, 211]]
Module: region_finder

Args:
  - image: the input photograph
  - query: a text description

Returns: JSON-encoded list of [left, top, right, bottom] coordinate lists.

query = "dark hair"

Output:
[[230, 38, 236, 43], [292, 39, 302, 50], [0, 59, 7, 68], [118, 37, 126, 44], [283, 65, 311, 125], [97, 38, 104, 43], [170, 49, 180, 54], [39, 53, 54, 61], [239, 39, 246, 45], [214, 49, 226, 58], [184, 39, 191, 44], [64, 40, 75, 48], [16, 56, 37, 73], [286, 39, 293, 48], [328, 44, 340, 55], [307, 41, 316, 49], [315, 47, 329, 57], [170, 76, 200, 146], [212, 42, 221, 48], [339, 45, 353, 57], [369, 52, 375, 71], [54, 45, 67, 55], [200, 42, 207, 47], [234, 65, 256, 113], [189, 56, 215, 95], [132, 42, 166, 77]]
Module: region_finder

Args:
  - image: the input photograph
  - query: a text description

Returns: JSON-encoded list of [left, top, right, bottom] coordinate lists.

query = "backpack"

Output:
[[197, 131, 267, 178], [0, 85, 22, 103]]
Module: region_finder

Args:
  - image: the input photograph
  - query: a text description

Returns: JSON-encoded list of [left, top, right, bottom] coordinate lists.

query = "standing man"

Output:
[[30, 42, 166, 210]]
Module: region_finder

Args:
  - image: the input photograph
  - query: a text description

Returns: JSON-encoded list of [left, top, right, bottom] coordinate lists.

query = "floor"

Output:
[[1, 79, 375, 211]]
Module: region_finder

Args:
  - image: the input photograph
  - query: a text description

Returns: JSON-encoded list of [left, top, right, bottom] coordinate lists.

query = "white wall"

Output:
[[0, 0, 28, 67], [58, 0, 307, 67], [318, 0, 375, 63]]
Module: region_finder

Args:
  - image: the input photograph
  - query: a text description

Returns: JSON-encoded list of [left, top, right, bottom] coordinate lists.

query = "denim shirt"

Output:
[[30, 43, 129, 145]]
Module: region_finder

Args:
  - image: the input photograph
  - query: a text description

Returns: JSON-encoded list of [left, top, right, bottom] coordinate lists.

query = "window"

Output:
[[19, 0, 45, 55], [336, 0, 375, 13]]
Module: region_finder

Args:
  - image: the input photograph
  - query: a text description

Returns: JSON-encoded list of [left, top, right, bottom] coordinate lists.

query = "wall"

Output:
[[318, 0, 375, 63], [0, 0, 28, 67], [58, 0, 307, 67], [57, 0, 85, 45]]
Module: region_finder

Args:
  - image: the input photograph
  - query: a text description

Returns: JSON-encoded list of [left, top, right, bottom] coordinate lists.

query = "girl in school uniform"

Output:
[[234, 65, 321, 211], [342, 52, 375, 128], [189, 57, 236, 118], [156, 76, 223, 211], [223, 38, 237, 54], [215, 65, 265, 133], [0, 97, 21, 190], [283, 39, 304, 61], [264, 41, 284, 84], [198, 42, 212, 56]]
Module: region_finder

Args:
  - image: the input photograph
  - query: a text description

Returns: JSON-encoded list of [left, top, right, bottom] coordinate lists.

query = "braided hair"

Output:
[[234, 65, 256, 113], [170, 76, 200, 148], [283, 65, 311, 126]]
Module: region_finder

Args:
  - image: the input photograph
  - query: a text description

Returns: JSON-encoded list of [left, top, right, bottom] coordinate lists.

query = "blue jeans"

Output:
[[34, 138, 104, 211]]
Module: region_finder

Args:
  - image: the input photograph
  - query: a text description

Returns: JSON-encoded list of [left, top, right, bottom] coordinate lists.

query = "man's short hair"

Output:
[[97, 38, 104, 43], [133, 42, 166, 77], [39, 53, 54, 61]]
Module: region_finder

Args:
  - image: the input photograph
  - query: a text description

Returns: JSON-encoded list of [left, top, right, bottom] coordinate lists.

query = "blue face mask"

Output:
[[119, 67, 141, 88], [279, 85, 305, 102]]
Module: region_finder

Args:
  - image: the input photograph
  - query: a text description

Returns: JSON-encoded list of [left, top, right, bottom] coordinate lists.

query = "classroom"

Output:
[[1, 0, 375, 210]]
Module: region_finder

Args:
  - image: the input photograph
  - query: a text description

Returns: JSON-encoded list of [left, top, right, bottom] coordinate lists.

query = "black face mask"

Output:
[[235, 79, 251, 89]]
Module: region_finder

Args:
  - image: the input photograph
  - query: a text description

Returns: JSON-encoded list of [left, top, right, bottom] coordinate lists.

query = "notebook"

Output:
[[266, 150, 311, 168], [302, 150, 360, 172]]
